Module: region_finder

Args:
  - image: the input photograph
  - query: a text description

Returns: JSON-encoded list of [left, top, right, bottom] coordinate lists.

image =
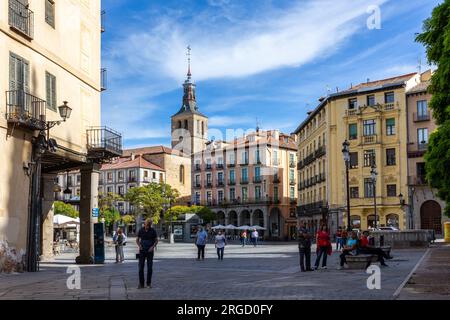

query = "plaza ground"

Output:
[[0, 240, 448, 300]]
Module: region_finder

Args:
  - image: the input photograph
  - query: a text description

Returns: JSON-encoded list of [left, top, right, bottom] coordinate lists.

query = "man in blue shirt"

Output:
[[338, 231, 359, 269], [195, 226, 208, 260], [136, 219, 158, 288]]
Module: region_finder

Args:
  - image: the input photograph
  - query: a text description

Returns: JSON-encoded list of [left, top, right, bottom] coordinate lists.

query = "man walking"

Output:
[[215, 230, 227, 260], [136, 219, 158, 289], [251, 229, 259, 247], [298, 222, 313, 272], [195, 226, 208, 260]]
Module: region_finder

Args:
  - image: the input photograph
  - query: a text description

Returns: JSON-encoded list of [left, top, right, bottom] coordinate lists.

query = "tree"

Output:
[[125, 183, 178, 225], [165, 205, 215, 225], [121, 214, 135, 226], [416, 0, 450, 216], [102, 207, 121, 228], [98, 192, 123, 228], [54, 201, 79, 218]]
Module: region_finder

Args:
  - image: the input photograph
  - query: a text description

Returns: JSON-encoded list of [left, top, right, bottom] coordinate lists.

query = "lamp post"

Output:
[[370, 164, 378, 229], [398, 192, 411, 230], [341, 140, 352, 231]]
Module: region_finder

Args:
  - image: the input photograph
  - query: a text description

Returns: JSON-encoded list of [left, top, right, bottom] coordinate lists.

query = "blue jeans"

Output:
[[314, 246, 328, 268], [217, 247, 224, 260]]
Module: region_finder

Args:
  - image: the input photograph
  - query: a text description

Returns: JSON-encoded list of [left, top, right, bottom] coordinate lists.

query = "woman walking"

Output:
[[215, 230, 227, 260], [113, 228, 126, 263], [314, 225, 331, 270]]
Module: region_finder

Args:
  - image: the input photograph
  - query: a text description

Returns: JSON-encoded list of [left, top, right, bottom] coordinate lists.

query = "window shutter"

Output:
[[9, 54, 17, 91], [51, 74, 56, 110], [46, 72, 51, 107], [23, 59, 30, 93]]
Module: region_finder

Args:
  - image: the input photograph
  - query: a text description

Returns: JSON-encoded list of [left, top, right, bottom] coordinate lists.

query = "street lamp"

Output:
[[341, 140, 351, 231], [370, 164, 378, 229]]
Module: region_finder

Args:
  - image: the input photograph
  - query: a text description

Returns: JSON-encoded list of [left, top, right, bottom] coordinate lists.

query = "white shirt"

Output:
[[252, 231, 258, 238], [215, 235, 226, 248]]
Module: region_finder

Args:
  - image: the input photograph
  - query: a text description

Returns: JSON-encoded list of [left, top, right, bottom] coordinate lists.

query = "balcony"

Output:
[[216, 180, 224, 187], [346, 109, 358, 116], [297, 160, 304, 170], [289, 179, 296, 186], [315, 145, 326, 158], [363, 135, 377, 144], [273, 175, 280, 184], [228, 179, 236, 186], [194, 183, 202, 189], [227, 163, 235, 168], [216, 164, 224, 170], [8, 0, 34, 39], [206, 182, 213, 188], [383, 102, 395, 111], [128, 176, 137, 183], [205, 164, 212, 170], [414, 112, 430, 122], [289, 161, 296, 168], [290, 198, 297, 205], [240, 178, 249, 185], [408, 142, 428, 158], [303, 153, 315, 166], [253, 176, 262, 183], [101, 68, 107, 91], [86, 127, 123, 160], [101, 10, 106, 33], [240, 160, 249, 166], [297, 201, 328, 215], [194, 164, 201, 171], [6, 90, 46, 130], [408, 175, 427, 186]]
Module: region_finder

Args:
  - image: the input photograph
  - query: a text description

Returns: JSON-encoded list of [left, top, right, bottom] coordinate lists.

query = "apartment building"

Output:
[[406, 71, 448, 235], [192, 130, 298, 240], [294, 73, 424, 233], [0, 0, 122, 270]]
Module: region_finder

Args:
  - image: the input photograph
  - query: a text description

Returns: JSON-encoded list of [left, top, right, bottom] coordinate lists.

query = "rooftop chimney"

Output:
[[131, 153, 135, 161]]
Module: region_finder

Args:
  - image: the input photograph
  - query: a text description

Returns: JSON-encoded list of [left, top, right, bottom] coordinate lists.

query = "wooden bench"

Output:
[[345, 254, 377, 269]]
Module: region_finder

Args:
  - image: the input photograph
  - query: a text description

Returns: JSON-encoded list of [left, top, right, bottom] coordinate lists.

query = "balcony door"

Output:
[[9, 52, 29, 112]]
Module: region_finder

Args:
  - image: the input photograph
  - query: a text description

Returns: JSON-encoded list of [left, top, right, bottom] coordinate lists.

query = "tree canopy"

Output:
[[164, 205, 215, 225], [54, 201, 79, 218], [416, 0, 450, 216]]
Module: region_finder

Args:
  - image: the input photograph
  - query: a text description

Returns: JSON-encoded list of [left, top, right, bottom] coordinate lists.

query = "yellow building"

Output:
[[295, 73, 423, 232], [0, 0, 121, 270]]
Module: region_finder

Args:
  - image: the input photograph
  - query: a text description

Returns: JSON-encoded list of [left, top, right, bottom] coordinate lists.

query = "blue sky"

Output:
[[101, 0, 439, 148]]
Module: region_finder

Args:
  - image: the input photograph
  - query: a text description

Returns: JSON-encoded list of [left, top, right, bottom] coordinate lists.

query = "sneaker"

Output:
[[321, 266, 327, 270], [313, 266, 318, 270], [147, 284, 152, 288], [138, 284, 145, 289]]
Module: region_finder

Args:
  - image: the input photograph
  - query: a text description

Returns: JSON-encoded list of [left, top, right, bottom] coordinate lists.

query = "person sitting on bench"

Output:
[[359, 231, 392, 266], [338, 231, 359, 269]]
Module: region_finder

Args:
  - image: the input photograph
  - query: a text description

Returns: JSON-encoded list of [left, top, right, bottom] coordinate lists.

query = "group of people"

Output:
[[298, 223, 393, 272], [240, 229, 259, 247]]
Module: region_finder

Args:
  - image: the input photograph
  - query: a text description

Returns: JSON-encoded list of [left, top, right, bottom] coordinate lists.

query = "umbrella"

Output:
[[224, 224, 236, 230], [53, 214, 79, 227], [211, 224, 225, 230], [237, 225, 251, 230], [250, 225, 266, 230]]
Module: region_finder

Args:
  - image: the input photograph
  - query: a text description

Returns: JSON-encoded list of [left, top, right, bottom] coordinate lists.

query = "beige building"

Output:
[[294, 73, 426, 233], [406, 71, 448, 235], [0, 0, 121, 270]]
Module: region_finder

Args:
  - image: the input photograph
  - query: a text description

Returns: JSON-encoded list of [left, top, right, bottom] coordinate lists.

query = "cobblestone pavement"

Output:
[[397, 242, 450, 300], [0, 240, 428, 300]]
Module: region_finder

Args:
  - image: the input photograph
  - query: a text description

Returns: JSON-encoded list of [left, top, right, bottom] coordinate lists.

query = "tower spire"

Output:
[[187, 45, 192, 80]]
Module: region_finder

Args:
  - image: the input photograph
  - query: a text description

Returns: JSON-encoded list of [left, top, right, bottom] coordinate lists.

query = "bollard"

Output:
[[445, 222, 450, 243]]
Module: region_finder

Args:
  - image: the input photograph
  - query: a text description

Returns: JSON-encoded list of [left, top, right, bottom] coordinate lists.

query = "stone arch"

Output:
[[216, 210, 225, 225], [178, 120, 182, 128], [253, 209, 264, 227], [420, 200, 442, 234], [240, 209, 251, 226], [229, 210, 238, 226]]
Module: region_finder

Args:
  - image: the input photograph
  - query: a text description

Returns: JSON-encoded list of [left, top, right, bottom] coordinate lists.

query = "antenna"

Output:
[[186, 45, 192, 79]]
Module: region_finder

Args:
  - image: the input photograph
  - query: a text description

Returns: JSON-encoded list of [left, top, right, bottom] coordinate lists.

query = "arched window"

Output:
[[184, 120, 188, 129], [386, 214, 399, 228], [180, 165, 185, 184], [201, 121, 204, 136], [178, 120, 182, 128], [350, 215, 361, 229]]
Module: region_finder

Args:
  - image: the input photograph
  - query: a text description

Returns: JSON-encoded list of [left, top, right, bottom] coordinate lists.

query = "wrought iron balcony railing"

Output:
[[86, 126, 123, 159], [228, 179, 236, 186], [6, 90, 46, 130], [9, 0, 34, 39], [253, 176, 262, 183], [413, 112, 430, 122]]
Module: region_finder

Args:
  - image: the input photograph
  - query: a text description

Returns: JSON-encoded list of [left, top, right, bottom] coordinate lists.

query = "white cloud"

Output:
[[208, 115, 254, 127]]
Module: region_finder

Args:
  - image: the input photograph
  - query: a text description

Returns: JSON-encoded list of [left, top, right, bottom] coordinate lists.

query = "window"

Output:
[[255, 186, 262, 199], [241, 151, 248, 165], [207, 191, 212, 205], [289, 169, 295, 182], [117, 171, 124, 181], [274, 186, 279, 202], [242, 187, 248, 201], [386, 118, 395, 135], [45, 0, 55, 28], [45, 72, 57, 111], [417, 100, 428, 117], [107, 186, 113, 194], [229, 153, 235, 165], [118, 186, 124, 196], [195, 175, 200, 185], [273, 150, 278, 166], [129, 170, 136, 182], [289, 153, 294, 165], [350, 187, 359, 198], [230, 188, 235, 201], [386, 214, 399, 228], [152, 172, 156, 179], [364, 150, 375, 167], [418, 128, 428, 145], [144, 171, 148, 178], [179, 165, 185, 184], [290, 186, 295, 200], [367, 95, 375, 106], [9, 52, 30, 93], [159, 173, 163, 182], [241, 168, 248, 182], [363, 119, 376, 136], [348, 98, 357, 109], [206, 173, 212, 184], [385, 92, 394, 104], [387, 184, 397, 197], [229, 170, 235, 182], [349, 123, 357, 140], [386, 148, 396, 166], [217, 172, 223, 184], [76, 175, 81, 185], [107, 172, 113, 181], [364, 178, 374, 198], [350, 152, 358, 169], [218, 190, 224, 203], [195, 192, 201, 205]]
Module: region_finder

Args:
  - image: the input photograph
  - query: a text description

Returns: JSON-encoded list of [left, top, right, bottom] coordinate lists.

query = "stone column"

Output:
[[41, 173, 57, 260], [249, 210, 254, 226], [263, 209, 269, 239], [76, 163, 100, 264], [224, 211, 229, 225]]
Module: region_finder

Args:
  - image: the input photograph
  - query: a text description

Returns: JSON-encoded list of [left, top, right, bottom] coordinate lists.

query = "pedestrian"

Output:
[[195, 226, 208, 260], [341, 229, 348, 250], [298, 222, 313, 272], [136, 219, 158, 289], [241, 230, 247, 247], [215, 230, 227, 260], [314, 225, 331, 270], [335, 227, 342, 250], [113, 228, 126, 263], [359, 231, 392, 266], [251, 229, 259, 247], [338, 231, 358, 269]]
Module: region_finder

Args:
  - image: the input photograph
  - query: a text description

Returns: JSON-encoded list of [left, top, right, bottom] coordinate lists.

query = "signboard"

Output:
[[92, 207, 99, 218]]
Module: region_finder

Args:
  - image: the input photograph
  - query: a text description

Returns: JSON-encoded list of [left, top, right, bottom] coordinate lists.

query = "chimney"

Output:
[[131, 153, 135, 161]]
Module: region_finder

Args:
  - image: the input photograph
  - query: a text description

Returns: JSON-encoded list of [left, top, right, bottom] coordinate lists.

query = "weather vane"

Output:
[[186, 45, 192, 79]]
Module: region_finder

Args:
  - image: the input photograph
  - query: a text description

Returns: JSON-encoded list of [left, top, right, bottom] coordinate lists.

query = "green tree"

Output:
[[102, 207, 121, 227], [416, 0, 450, 216], [165, 205, 215, 224], [54, 201, 79, 218], [98, 192, 123, 228]]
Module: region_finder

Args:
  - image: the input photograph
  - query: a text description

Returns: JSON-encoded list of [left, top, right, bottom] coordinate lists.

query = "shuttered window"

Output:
[[46, 71, 57, 111], [45, 0, 55, 28]]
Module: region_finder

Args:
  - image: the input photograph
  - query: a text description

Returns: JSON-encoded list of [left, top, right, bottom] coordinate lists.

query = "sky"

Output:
[[101, 0, 440, 149]]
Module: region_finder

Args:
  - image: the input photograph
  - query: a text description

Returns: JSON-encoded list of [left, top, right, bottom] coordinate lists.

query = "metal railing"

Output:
[[86, 126, 123, 157], [253, 176, 262, 183], [228, 179, 236, 186], [297, 201, 328, 213], [408, 175, 427, 186], [9, 0, 34, 39], [6, 90, 46, 130], [240, 178, 249, 184], [101, 68, 107, 91], [100, 10, 106, 33], [413, 112, 430, 122], [315, 145, 326, 158]]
